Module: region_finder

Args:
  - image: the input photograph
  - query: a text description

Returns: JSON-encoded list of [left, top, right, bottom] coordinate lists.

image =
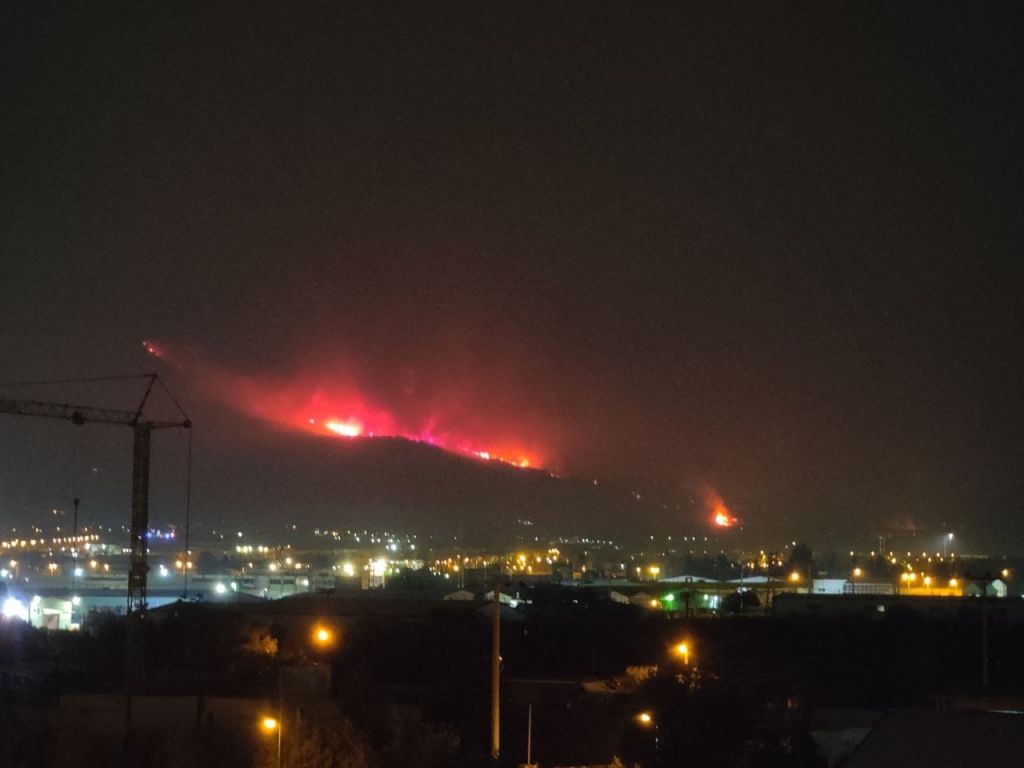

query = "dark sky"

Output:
[[2, 2, 1022, 550]]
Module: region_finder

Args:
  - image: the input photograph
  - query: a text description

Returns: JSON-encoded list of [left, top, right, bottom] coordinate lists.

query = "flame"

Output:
[[144, 340, 545, 470], [325, 420, 363, 438], [142, 340, 164, 358], [703, 486, 737, 527]]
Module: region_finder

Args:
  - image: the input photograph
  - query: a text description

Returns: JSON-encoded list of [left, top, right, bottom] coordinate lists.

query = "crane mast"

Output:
[[0, 377, 190, 637]]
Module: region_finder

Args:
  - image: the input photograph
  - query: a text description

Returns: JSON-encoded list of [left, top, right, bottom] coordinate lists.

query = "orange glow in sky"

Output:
[[325, 420, 363, 438], [703, 486, 737, 527], [144, 340, 544, 470]]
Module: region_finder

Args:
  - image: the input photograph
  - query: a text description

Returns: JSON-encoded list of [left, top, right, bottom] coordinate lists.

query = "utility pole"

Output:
[[526, 703, 534, 768], [982, 605, 990, 690], [491, 576, 501, 763]]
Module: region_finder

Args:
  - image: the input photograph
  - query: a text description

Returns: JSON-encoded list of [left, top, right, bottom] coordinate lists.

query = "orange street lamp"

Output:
[[311, 624, 334, 648], [637, 711, 654, 727], [673, 642, 690, 666], [261, 715, 283, 768]]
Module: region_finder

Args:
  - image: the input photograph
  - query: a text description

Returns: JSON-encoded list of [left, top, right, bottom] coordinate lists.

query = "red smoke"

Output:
[[144, 341, 545, 469], [702, 486, 738, 527]]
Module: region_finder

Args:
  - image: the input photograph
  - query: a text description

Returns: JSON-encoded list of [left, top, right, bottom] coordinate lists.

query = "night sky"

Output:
[[2, 3, 1022, 550]]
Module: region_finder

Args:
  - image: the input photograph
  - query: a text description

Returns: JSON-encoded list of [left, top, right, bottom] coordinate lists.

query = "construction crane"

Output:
[[0, 374, 191, 616]]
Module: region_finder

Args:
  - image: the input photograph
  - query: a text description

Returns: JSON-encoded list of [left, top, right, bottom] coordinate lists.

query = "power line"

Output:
[[0, 374, 157, 388]]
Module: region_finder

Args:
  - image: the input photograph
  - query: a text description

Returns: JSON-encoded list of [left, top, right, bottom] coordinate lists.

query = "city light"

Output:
[[261, 716, 279, 732], [636, 711, 654, 726], [789, 571, 801, 583], [311, 624, 334, 648], [2, 597, 27, 622], [852, 567, 863, 578], [673, 641, 690, 665]]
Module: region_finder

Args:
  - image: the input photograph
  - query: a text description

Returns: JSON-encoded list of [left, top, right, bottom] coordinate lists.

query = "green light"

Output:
[[663, 593, 675, 602]]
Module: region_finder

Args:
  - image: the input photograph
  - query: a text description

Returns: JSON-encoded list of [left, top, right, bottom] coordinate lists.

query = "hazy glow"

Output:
[[326, 420, 363, 438], [2, 597, 28, 622], [141, 340, 164, 358], [703, 486, 738, 527], [145, 341, 545, 470]]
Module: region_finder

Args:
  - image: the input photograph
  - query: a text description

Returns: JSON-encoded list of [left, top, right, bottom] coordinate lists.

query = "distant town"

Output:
[[3, 514, 1023, 767], [4, 519, 1019, 633]]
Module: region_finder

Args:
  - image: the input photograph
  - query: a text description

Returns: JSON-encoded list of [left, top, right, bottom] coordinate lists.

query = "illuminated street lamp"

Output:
[[852, 567, 863, 578], [635, 710, 659, 765], [311, 623, 335, 649], [673, 641, 690, 666], [260, 715, 283, 768], [788, 571, 801, 583]]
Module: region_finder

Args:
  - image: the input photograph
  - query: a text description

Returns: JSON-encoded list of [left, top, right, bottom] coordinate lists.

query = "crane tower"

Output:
[[0, 375, 190, 619]]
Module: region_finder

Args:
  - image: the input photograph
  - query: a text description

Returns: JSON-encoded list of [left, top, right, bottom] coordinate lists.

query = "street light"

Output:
[[673, 642, 690, 666], [311, 624, 334, 648], [635, 710, 659, 765], [261, 715, 282, 768], [788, 571, 801, 583]]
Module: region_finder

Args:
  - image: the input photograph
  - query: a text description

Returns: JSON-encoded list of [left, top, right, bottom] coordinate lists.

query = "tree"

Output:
[[722, 589, 761, 614], [377, 706, 460, 768], [623, 672, 755, 768], [787, 543, 814, 577], [255, 717, 370, 768]]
